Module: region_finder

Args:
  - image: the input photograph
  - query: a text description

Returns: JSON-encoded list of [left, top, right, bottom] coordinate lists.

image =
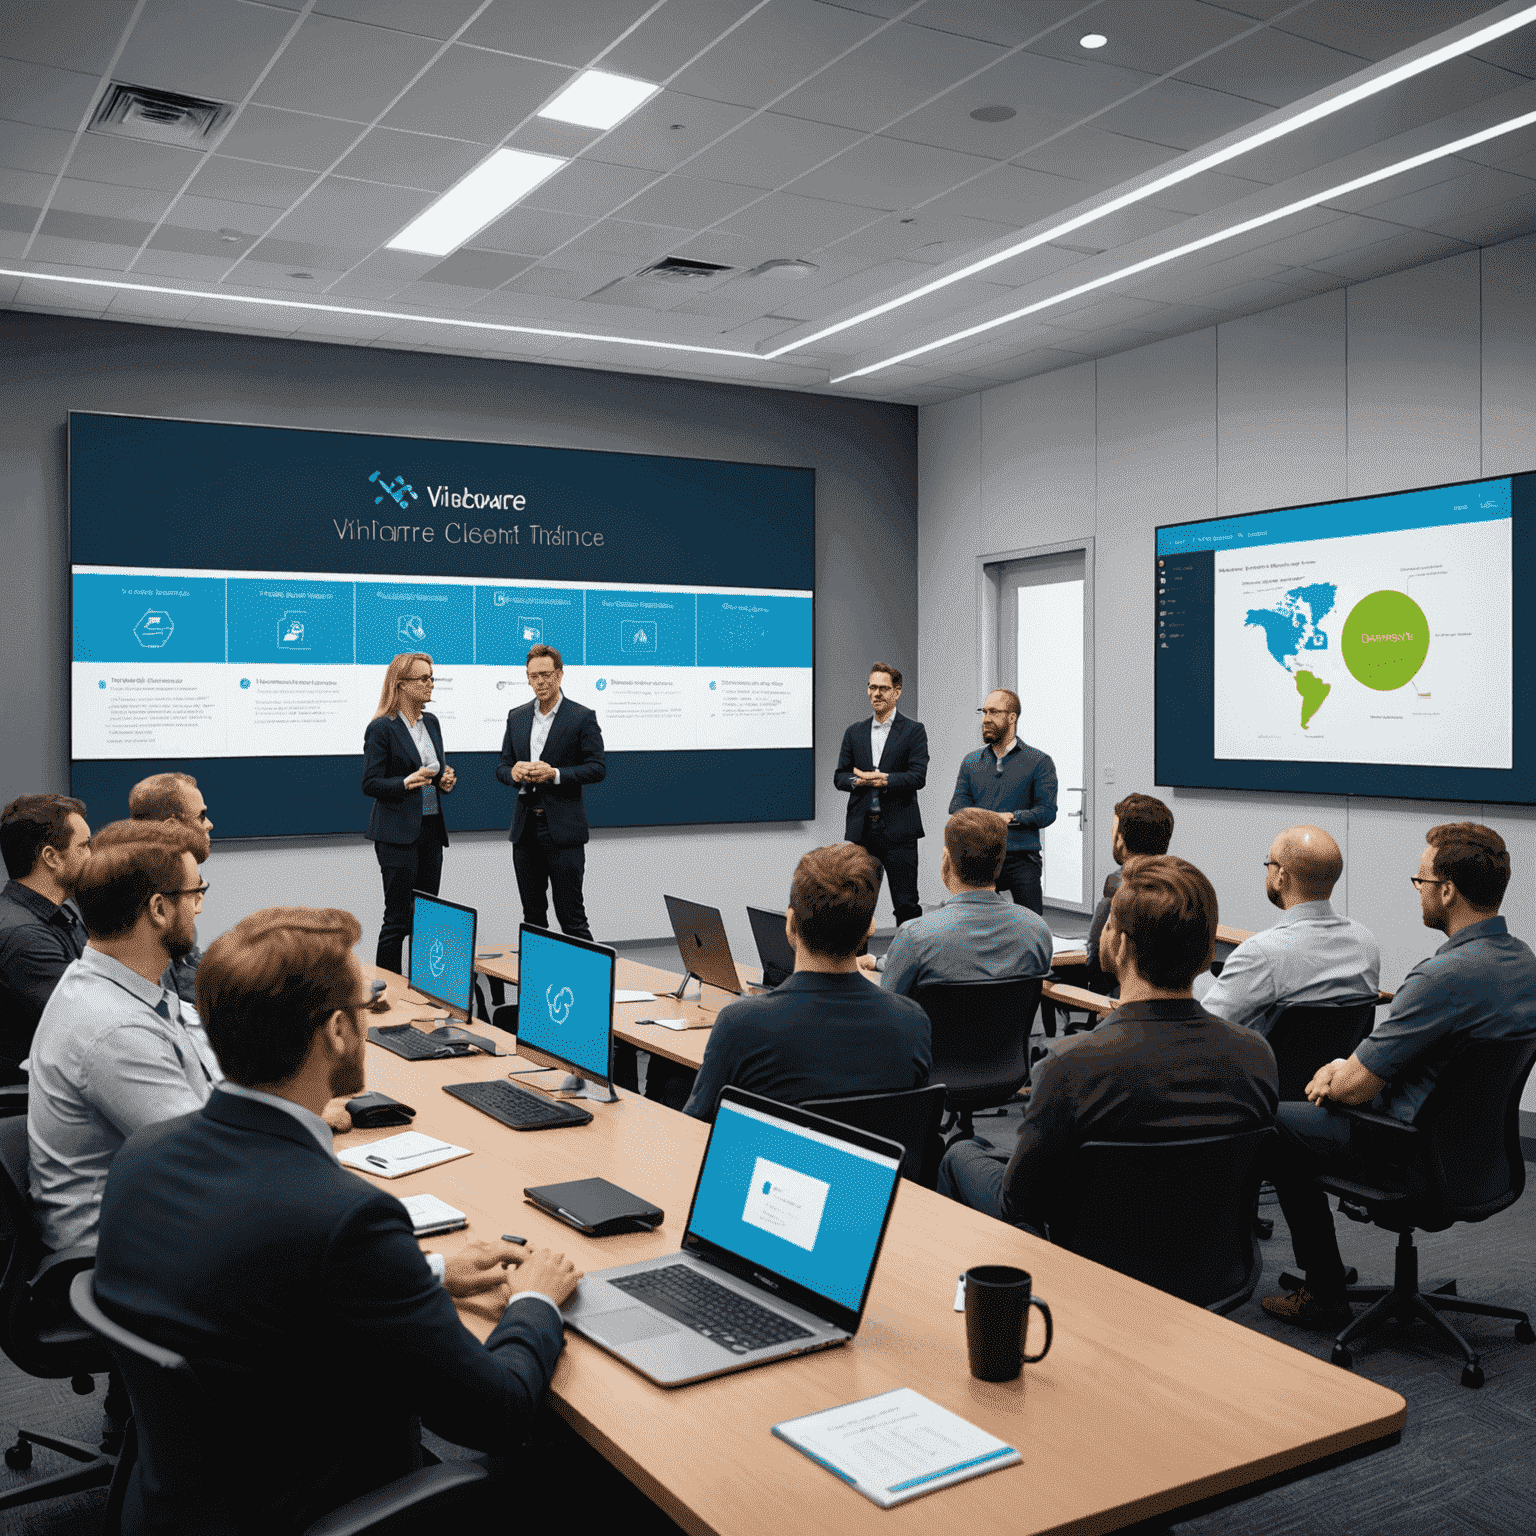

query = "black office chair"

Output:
[[1050, 1128, 1276, 1314], [68, 1271, 491, 1535], [0, 1114, 118, 1513], [800, 1085, 947, 1188], [1278, 1034, 1536, 1388], [912, 978, 1042, 1142]]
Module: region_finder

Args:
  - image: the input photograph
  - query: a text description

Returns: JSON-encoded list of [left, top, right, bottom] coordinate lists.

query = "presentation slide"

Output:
[[68, 413, 815, 837], [1156, 472, 1536, 803]]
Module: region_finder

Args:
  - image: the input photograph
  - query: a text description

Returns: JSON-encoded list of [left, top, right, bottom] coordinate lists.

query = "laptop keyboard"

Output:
[[443, 1079, 592, 1130], [612, 1264, 814, 1354]]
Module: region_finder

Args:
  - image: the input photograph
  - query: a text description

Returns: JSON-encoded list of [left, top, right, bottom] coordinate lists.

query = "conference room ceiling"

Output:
[[3, 0, 1535, 405]]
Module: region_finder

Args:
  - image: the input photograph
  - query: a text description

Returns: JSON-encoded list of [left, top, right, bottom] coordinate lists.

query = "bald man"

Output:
[[1194, 826, 1380, 1035]]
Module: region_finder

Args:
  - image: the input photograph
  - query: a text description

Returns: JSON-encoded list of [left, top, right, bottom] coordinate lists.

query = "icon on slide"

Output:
[[493, 591, 510, 607], [97, 680, 106, 690], [595, 678, 607, 691], [240, 679, 251, 689], [709, 681, 716, 690], [546, 985, 574, 1026], [278, 610, 308, 650], [133, 610, 173, 649], [369, 470, 417, 509], [620, 620, 658, 654], [518, 616, 543, 644], [428, 938, 446, 980], [398, 615, 426, 644]]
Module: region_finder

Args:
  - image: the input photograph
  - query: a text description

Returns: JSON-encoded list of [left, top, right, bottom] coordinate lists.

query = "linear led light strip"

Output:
[[830, 105, 1536, 381], [766, 0, 1536, 360], [0, 272, 762, 360]]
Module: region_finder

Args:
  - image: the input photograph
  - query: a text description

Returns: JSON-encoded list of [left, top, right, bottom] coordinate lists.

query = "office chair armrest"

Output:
[[28, 1244, 96, 1304], [1338, 1105, 1420, 1138], [302, 1461, 491, 1536]]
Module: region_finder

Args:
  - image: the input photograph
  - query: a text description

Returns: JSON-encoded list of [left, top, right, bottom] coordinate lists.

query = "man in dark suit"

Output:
[[938, 854, 1278, 1236], [496, 644, 606, 941], [94, 906, 579, 1535], [833, 663, 928, 927]]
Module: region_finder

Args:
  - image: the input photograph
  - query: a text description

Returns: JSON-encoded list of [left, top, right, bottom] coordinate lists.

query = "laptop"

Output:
[[746, 905, 795, 988], [662, 894, 743, 998], [562, 1087, 904, 1387]]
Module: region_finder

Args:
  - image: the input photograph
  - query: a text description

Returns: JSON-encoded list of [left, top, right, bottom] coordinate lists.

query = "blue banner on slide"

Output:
[[228, 578, 352, 664], [475, 584, 583, 666], [73, 573, 226, 663], [698, 592, 812, 669]]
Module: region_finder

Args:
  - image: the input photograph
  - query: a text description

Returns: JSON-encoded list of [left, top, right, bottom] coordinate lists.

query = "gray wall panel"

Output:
[[1481, 232, 1536, 478]]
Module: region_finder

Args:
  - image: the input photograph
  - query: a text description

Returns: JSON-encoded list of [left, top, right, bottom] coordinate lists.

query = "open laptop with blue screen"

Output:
[[563, 1087, 904, 1386], [408, 891, 476, 1019]]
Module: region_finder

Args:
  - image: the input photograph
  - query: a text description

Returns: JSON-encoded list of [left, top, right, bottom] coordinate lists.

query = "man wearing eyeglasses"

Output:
[[26, 820, 349, 1251], [129, 770, 215, 1008], [948, 688, 1057, 915], [834, 663, 929, 927]]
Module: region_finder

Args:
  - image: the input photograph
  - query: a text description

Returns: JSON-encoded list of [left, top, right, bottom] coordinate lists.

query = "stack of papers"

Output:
[[399, 1192, 468, 1236], [773, 1388, 1020, 1507], [615, 989, 657, 1004], [339, 1131, 470, 1180], [1050, 933, 1085, 953]]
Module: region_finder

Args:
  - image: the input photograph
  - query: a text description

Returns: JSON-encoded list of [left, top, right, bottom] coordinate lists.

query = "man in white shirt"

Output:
[[1195, 825, 1380, 1035]]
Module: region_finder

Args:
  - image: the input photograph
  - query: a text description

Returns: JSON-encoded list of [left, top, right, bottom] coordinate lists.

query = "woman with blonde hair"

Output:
[[361, 652, 456, 972]]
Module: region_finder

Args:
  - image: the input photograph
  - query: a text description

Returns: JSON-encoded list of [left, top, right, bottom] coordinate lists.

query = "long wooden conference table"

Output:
[[349, 961, 1404, 1536]]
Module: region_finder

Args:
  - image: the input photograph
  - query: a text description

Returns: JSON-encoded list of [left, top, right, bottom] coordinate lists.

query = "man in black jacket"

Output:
[[938, 855, 1278, 1236], [497, 644, 606, 940], [94, 906, 578, 1535], [834, 663, 929, 927]]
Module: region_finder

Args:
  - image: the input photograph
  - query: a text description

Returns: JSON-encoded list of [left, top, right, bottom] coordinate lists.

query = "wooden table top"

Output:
[[352, 968, 1404, 1536]]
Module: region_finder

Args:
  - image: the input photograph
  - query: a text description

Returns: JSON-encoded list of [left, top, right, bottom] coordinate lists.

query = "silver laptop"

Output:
[[562, 1087, 904, 1387], [662, 893, 743, 997]]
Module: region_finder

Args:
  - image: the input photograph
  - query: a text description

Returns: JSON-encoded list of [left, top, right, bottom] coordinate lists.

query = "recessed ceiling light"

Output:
[[288, 271, 312, 279], [386, 148, 566, 257], [217, 228, 243, 243], [753, 259, 818, 279], [1079, 33, 1108, 49], [970, 104, 1016, 123], [538, 70, 660, 131]]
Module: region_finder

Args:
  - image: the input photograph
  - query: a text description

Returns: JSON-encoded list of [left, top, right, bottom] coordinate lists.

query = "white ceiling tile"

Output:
[[460, 1, 660, 65], [501, 265, 603, 299], [1454, 120, 1536, 172], [523, 157, 664, 218], [26, 233, 138, 268], [666, 227, 754, 265], [911, 1, 1088, 49], [504, 117, 606, 162], [788, 135, 999, 210], [148, 220, 261, 258], [15, 274, 116, 308], [3, 0, 141, 73], [48, 177, 174, 222], [825, 209, 1018, 264], [1248, 211, 1399, 266], [104, 287, 204, 320], [471, 204, 595, 257], [718, 190, 879, 247], [1025, 0, 1257, 75], [313, 0, 486, 42], [0, 58, 100, 132], [164, 192, 282, 234], [1304, 225, 1471, 279], [1469, 27, 1536, 79], [0, 167, 56, 207], [548, 220, 687, 271], [264, 176, 430, 245], [389, 278, 499, 309], [184, 156, 317, 209], [116, 0, 297, 104], [1016, 127, 1175, 185], [1144, 168, 1272, 215], [256, 14, 443, 121], [417, 247, 536, 289], [1350, 164, 1536, 229], [772, 22, 1008, 134], [324, 248, 438, 293], [681, 112, 862, 189], [1274, 1, 1504, 63], [334, 126, 487, 191], [125, 249, 236, 280], [62, 135, 205, 191], [0, 121, 77, 177], [918, 162, 1098, 227], [240, 234, 363, 269], [381, 47, 568, 141], [1174, 27, 1370, 109], [571, 92, 755, 175], [1421, 189, 1536, 246], [1093, 78, 1270, 152], [670, 0, 882, 109], [618, 172, 762, 228], [220, 261, 351, 291], [216, 107, 366, 171], [602, 0, 764, 81]]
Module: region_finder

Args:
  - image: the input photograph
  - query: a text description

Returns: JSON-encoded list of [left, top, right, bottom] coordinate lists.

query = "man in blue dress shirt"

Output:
[[949, 688, 1057, 914], [1263, 822, 1536, 1329]]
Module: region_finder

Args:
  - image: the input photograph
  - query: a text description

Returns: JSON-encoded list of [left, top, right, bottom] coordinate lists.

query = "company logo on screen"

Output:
[[368, 471, 418, 509], [547, 985, 574, 1025]]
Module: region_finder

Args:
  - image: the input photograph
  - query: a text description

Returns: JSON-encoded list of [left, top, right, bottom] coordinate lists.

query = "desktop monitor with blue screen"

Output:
[[408, 892, 477, 1020], [685, 1093, 902, 1320], [515, 924, 617, 1101]]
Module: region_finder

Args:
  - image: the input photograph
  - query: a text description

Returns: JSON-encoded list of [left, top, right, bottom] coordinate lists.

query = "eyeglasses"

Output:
[[406, 673, 434, 685], [1262, 858, 1281, 870], [976, 708, 1013, 718], [527, 670, 558, 681], [1409, 876, 1447, 890], [160, 882, 210, 903], [867, 684, 894, 694]]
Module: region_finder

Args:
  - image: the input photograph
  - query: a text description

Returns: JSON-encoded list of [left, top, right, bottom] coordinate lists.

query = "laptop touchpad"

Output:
[[586, 1308, 681, 1345]]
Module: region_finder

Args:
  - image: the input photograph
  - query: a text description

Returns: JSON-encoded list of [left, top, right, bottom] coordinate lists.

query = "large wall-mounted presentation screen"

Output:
[[1156, 470, 1536, 803], [69, 413, 815, 838]]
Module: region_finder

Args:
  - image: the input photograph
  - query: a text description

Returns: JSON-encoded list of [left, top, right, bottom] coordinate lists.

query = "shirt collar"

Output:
[[78, 944, 180, 1013], [1103, 997, 1211, 1023], [2, 879, 74, 925], [537, 692, 563, 719], [871, 712, 894, 729], [991, 736, 1021, 762], [1438, 914, 1508, 953], [942, 889, 1008, 906], [215, 1082, 336, 1156], [1274, 899, 1337, 925]]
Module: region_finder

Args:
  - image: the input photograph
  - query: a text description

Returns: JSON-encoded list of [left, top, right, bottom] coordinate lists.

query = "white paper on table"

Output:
[[772, 1388, 1020, 1508], [338, 1131, 471, 1179], [615, 989, 656, 1003]]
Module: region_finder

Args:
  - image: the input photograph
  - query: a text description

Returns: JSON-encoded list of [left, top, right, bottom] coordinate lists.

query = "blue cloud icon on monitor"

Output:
[[428, 938, 445, 979], [547, 984, 574, 1025]]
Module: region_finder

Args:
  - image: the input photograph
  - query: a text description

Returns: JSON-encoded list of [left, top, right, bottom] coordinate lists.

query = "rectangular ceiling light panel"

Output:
[[386, 147, 567, 257], [537, 70, 660, 130]]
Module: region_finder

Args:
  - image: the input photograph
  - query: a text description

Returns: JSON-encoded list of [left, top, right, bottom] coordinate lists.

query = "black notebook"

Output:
[[524, 1177, 664, 1236]]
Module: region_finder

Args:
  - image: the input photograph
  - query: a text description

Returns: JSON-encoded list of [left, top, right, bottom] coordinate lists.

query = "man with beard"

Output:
[[948, 688, 1057, 913], [27, 821, 348, 1251], [92, 907, 579, 1533], [128, 770, 214, 1006], [1194, 825, 1379, 1035]]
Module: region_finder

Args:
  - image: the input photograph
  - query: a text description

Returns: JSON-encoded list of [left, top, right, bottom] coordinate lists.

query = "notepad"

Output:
[[339, 1131, 470, 1180], [399, 1192, 468, 1236], [773, 1388, 1020, 1508], [615, 989, 656, 1004]]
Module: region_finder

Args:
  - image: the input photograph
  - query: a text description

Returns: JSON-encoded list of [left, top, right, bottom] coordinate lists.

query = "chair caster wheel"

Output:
[[1461, 1364, 1485, 1389], [1330, 1345, 1353, 1370], [1514, 1321, 1534, 1345], [6, 1440, 33, 1470]]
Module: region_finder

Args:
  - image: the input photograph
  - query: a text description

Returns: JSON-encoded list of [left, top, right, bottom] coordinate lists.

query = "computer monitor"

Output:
[[407, 891, 476, 1020], [746, 905, 795, 988], [515, 924, 618, 1102], [663, 895, 742, 1001]]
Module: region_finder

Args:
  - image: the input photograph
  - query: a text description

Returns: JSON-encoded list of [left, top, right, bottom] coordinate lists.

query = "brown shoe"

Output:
[[1261, 1286, 1353, 1331]]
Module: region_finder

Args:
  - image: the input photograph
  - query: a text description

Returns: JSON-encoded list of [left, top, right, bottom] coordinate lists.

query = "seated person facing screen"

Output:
[[857, 808, 1051, 993], [683, 843, 931, 1122], [1082, 793, 1173, 991], [0, 793, 91, 1084], [128, 770, 214, 1006], [27, 820, 350, 1251], [1262, 822, 1536, 1329], [1194, 825, 1379, 1035], [938, 855, 1278, 1236], [93, 906, 578, 1536]]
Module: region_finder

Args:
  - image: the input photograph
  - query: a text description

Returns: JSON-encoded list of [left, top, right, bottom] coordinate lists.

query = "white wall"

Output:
[[917, 234, 1536, 1113]]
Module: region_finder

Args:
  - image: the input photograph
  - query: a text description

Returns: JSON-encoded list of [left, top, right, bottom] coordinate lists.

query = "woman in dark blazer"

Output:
[[362, 652, 455, 972]]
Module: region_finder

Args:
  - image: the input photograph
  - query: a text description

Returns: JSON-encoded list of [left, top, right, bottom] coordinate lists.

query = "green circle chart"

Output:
[[1341, 590, 1430, 691]]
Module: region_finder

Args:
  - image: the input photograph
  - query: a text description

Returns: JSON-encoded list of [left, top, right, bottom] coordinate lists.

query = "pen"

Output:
[[501, 1233, 527, 1245], [366, 1154, 389, 1169]]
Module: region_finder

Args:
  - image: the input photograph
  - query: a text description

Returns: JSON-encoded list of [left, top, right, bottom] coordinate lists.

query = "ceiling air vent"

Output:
[[639, 256, 735, 283], [90, 83, 232, 147]]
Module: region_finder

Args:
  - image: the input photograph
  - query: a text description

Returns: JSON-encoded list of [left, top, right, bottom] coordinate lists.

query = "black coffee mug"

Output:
[[963, 1265, 1053, 1381]]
